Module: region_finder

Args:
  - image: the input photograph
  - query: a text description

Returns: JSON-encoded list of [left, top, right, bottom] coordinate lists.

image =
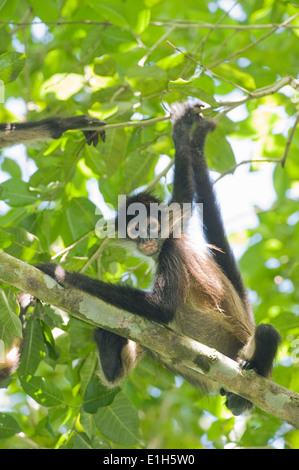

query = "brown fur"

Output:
[[96, 233, 255, 394]]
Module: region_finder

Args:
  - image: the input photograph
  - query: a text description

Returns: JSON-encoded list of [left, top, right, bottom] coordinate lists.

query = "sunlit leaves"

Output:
[[93, 392, 142, 446], [0, 52, 25, 84], [0, 288, 22, 341], [20, 376, 65, 407], [0, 0, 299, 451], [17, 316, 46, 378], [0, 413, 21, 439]]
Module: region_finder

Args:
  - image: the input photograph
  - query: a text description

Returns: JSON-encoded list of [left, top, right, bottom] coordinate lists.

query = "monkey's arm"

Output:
[[0, 115, 106, 148], [171, 103, 248, 305], [170, 104, 197, 204], [36, 261, 181, 325]]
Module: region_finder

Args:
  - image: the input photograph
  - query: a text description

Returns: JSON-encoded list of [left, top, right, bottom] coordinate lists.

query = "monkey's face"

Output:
[[127, 216, 162, 256]]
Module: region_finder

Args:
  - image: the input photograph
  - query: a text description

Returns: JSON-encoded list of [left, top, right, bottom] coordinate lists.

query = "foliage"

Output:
[[0, 0, 299, 449]]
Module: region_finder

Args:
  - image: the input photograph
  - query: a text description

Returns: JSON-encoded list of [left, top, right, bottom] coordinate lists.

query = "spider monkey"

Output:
[[1, 103, 281, 415]]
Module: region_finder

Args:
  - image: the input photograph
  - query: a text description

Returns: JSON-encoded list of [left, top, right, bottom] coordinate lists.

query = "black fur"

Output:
[[244, 324, 281, 377], [0, 115, 106, 148], [94, 329, 128, 383]]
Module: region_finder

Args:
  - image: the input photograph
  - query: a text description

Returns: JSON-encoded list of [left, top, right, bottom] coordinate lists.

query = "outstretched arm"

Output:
[[36, 256, 183, 325], [170, 103, 197, 204], [0, 115, 106, 148], [171, 103, 248, 306]]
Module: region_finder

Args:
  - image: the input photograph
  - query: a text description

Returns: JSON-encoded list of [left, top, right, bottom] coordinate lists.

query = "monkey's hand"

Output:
[[171, 102, 215, 147], [55, 115, 107, 146]]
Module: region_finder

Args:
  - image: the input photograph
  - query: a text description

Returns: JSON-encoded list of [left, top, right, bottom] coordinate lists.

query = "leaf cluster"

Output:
[[1, 0, 299, 450]]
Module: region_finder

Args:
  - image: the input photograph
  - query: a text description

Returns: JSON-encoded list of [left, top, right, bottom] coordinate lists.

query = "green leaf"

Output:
[[205, 121, 236, 171], [134, 8, 150, 34], [20, 376, 64, 407], [0, 52, 25, 84], [214, 63, 256, 90], [83, 378, 119, 413], [0, 289, 22, 339], [122, 150, 157, 192], [18, 317, 46, 378], [97, 4, 128, 28], [169, 77, 217, 106], [100, 128, 129, 177], [94, 55, 116, 77], [73, 432, 94, 449], [0, 179, 36, 206], [0, 413, 21, 438], [94, 392, 142, 445], [2, 227, 42, 260], [127, 65, 168, 97], [157, 53, 185, 71], [80, 352, 97, 396], [1, 158, 22, 179], [28, 0, 58, 22]]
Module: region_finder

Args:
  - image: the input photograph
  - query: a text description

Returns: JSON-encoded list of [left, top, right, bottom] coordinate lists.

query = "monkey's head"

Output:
[[116, 191, 166, 257]]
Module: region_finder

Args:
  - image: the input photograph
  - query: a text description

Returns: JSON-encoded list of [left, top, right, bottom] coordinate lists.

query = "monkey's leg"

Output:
[[94, 329, 143, 387], [222, 324, 281, 416]]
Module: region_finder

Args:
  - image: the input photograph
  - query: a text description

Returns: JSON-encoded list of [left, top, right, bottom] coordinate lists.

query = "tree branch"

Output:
[[1, 20, 299, 31], [149, 20, 299, 30], [214, 158, 283, 183], [281, 112, 299, 168], [0, 250, 299, 428]]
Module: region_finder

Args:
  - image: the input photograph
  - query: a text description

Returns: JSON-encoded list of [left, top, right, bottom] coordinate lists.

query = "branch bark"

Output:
[[0, 250, 299, 428]]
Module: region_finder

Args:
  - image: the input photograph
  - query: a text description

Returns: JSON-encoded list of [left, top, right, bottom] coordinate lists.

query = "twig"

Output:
[[0, 20, 112, 27], [102, 115, 170, 131], [214, 113, 299, 181], [51, 230, 95, 261], [214, 158, 282, 183], [197, 0, 240, 61], [9, 8, 32, 35], [214, 76, 295, 116], [146, 158, 174, 192], [80, 238, 109, 274], [208, 13, 299, 69], [1, 19, 299, 30], [150, 21, 299, 30], [138, 25, 176, 67], [281, 112, 299, 168], [209, 30, 240, 63], [167, 40, 251, 94]]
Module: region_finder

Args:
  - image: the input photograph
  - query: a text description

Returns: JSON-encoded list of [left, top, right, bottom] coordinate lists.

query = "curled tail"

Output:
[[224, 324, 281, 415]]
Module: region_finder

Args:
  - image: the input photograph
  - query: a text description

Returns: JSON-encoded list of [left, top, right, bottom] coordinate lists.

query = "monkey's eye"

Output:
[[147, 218, 160, 236], [127, 221, 140, 239]]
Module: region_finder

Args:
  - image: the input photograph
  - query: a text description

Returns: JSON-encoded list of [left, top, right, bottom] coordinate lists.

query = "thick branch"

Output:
[[0, 251, 299, 428]]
